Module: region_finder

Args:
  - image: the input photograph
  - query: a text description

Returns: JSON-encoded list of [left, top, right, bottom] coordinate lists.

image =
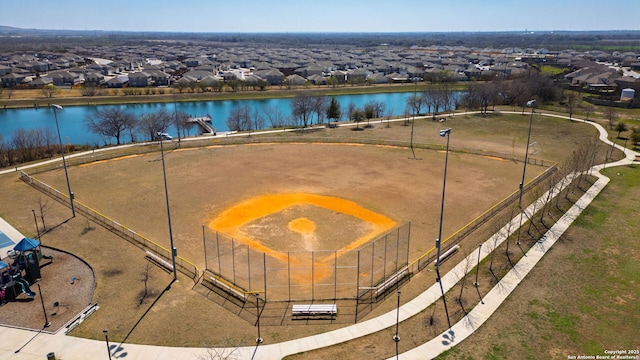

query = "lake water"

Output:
[[0, 92, 458, 146]]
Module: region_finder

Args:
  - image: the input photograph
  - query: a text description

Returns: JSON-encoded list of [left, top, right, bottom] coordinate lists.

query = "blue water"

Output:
[[0, 92, 457, 146]]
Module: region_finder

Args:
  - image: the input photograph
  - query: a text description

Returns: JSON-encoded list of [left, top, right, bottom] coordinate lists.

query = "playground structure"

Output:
[[0, 237, 50, 302]]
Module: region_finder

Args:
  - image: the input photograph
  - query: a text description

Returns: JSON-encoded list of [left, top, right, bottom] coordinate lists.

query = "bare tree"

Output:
[[455, 252, 473, 315], [311, 95, 328, 125], [85, 107, 137, 145], [139, 263, 153, 305], [582, 104, 595, 121], [138, 109, 173, 141], [406, 93, 423, 116], [173, 110, 193, 139], [263, 106, 287, 128], [565, 91, 579, 120], [226, 105, 253, 132], [291, 93, 315, 128], [38, 197, 49, 232]]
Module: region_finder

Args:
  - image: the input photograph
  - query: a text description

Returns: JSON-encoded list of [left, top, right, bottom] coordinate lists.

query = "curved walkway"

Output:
[[0, 113, 637, 359]]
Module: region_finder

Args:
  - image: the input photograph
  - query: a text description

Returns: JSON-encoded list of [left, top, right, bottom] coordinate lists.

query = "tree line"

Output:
[[224, 94, 388, 132]]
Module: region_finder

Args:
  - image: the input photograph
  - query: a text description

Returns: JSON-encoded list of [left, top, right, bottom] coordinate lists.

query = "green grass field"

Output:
[[435, 164, 640, 360]]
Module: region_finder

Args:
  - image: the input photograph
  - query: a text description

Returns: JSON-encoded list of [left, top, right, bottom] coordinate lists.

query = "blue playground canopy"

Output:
[[0, 230, 14, 249], [13, 238, 40, 252], [0, 260, 7, 270]]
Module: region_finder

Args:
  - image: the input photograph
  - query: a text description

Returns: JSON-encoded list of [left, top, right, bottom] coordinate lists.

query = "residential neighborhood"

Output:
[[1, 41, 639, 98]]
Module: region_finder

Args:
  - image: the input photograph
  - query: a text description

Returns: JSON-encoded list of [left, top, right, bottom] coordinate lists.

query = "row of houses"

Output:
[[1, 44, 639, 90]]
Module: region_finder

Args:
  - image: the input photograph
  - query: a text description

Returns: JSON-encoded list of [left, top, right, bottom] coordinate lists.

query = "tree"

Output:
[[138, 109, 173, 141], [352, 109, 365, 130], [406, 94, 423, 116], [565, 91, 579, 119], [263, 106, 287, 128], [582, 104, 595, 121], [311, 95, 328, 125], [226, 105, 253, 132], [630, 127, 640, 149], [326, 97, 341, 126], [615, 121, 628, 139], [173, 110, 193, 139], [363, 102, 375, 127], [41, 84, 59, 98], [347, 102, 357, 123], [85, 107, 137, 145], [291, 93, 315, 128], [604, 107, 618, 129]]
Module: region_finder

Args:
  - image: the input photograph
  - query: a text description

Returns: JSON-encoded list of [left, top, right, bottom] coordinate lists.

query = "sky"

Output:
[[2, 0, 639, 33]]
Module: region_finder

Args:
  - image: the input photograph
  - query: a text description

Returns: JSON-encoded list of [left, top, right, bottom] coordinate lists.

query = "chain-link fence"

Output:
[[204, 222, 411, 302], [20, 171, 200, 283]]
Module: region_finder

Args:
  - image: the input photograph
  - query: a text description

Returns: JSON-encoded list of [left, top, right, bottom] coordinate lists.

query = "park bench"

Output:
[[207, 276, 246, 302], [292, 304, 337, 319], [433, 244, 460, 265], [374, 266, 408, 298], [145, 251, 173, 272]]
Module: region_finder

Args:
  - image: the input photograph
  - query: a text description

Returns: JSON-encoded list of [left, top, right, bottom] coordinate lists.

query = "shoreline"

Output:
[[0, 82, 464, 109]]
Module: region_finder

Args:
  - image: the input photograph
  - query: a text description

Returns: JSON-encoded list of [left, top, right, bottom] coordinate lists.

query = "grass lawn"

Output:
[[435, 164, 640, 360]]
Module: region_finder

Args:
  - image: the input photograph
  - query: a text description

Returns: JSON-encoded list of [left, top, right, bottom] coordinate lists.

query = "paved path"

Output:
[[0, 112, 636, 359]]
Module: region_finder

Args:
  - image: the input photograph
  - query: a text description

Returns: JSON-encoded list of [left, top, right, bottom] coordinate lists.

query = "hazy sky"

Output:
[[3, 0, 639, 33]]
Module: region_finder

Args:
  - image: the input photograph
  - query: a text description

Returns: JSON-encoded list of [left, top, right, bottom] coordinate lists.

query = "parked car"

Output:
[[156, 132, 173, 140]]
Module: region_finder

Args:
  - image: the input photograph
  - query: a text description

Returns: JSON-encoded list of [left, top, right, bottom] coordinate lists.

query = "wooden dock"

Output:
[[187, 115, 216, 135]]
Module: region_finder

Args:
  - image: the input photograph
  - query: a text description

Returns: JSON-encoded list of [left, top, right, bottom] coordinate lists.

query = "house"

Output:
[[128, 71, 152, 87], [306, 74, 327, 85], [49, 71, 80, 86], [146, 70, 170, 86], [0, 65, 12, 76], [182, 70, 214, 81], [284, 74, 306, 86], [106, 75, 128, 88], [254, 68, 285, 85], [2, 72, 27, 87], [29, 76, 53, 88], [347, 68, 372, 82], [84, 71, 105, 86]]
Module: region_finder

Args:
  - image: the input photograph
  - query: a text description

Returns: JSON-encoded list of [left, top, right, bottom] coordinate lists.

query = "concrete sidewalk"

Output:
[[1, 113, 636, 360]]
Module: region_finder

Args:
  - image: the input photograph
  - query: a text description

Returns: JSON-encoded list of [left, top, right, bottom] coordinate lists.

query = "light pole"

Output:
[[35, 281, 50, 328], [518, 100, 536, 210], [435, 127, 452, 329], [51, 104, 75, 217], [159, 136, 178, 282], [516, 100, 536, 246], [102, 329, 112, 360]]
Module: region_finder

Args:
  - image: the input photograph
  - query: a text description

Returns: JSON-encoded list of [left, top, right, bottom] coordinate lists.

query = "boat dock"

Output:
[[187, 115, 216, 135]]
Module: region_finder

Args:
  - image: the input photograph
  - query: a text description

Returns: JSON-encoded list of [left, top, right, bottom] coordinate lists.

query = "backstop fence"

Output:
[[203, 222, 411, 303]]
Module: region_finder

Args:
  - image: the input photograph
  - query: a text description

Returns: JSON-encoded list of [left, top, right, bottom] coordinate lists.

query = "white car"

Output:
[[156, 132, 173, 140]]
